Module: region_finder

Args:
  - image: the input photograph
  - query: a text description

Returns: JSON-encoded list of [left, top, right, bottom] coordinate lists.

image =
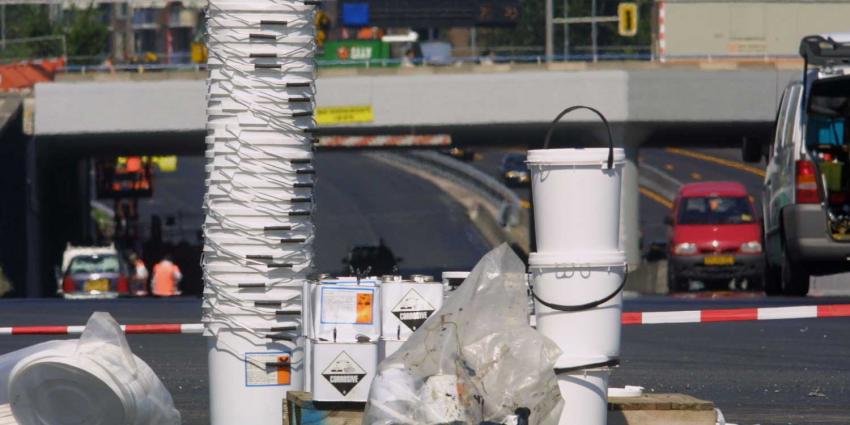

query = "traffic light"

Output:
[[618, 3, 638, 37]]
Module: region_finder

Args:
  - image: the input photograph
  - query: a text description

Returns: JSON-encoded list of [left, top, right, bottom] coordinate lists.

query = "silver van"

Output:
[[744, 34, 850, 296]]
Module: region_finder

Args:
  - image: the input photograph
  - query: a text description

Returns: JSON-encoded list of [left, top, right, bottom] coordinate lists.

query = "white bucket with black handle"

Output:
[[526, 106, 625, 254], [528, 106, 626, 425]]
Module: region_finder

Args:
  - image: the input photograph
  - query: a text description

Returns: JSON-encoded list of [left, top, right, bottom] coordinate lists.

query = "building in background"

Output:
[[660, 0, 850, 58], [100, 1, 204, 64]]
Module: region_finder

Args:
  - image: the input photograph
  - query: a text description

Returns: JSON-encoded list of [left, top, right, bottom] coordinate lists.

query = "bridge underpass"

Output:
[[10, 64, 796, 297]]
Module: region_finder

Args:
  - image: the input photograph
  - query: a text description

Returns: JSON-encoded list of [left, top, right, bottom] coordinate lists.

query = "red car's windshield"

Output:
[[677, 196, 754, 225]]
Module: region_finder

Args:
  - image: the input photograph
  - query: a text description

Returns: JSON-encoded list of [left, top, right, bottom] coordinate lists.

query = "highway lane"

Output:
[[0, 152, 492, 424], [313, 152, 491, 276], [1, 296, 849, 425]]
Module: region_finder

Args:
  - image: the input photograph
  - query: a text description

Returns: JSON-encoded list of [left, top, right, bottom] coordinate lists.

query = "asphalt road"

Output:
[[4, 149, 850, 424]]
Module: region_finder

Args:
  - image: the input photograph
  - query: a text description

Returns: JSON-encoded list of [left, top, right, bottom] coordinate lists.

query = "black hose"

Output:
[[542, 105, 615, 170]]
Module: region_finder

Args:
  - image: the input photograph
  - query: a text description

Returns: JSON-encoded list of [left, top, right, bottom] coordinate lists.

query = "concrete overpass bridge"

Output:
[[36, 62, 799, 153], [6, 62, 799, 296]]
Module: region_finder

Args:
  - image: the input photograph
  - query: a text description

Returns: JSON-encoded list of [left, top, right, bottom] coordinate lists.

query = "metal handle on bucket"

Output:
[[529, 263, 628, 313], [542, 105, 615, 170]]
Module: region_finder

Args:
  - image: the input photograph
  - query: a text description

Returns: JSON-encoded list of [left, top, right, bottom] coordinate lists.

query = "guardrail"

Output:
[[370, 151, 523, 228]]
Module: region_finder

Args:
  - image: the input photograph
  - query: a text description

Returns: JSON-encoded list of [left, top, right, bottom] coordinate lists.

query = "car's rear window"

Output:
[[68, 254, 121, 274], [678, 196, 754, 225]]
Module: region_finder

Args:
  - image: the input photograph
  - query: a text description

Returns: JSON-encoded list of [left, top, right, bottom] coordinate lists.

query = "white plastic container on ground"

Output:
[[529, 251, 626, 369], [310, 341, 377, 402], [528, 106, 627, 425], [557, 368, 610, 425], [0, 312, 180, 425], [526, 148, 625, 254]]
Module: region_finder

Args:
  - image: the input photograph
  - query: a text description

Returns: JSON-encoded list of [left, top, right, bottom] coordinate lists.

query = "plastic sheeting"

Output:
[[364, 244, 564, 425], [0, 312, 180, 425]]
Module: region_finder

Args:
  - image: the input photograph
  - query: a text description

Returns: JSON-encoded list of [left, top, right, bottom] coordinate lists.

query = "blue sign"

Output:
[[342, 3, 370, 26]]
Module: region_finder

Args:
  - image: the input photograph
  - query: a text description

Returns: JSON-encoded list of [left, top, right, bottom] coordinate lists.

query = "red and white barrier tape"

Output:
[[319, 134, 451, 148], [622, 303, 850, 325], [2, 304, 850, 335], [0, 323, 204, 336]]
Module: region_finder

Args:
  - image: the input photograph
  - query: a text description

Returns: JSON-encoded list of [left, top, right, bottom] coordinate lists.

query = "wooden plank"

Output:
[[286, 392, 365, 425], [0, 404, 19, 425], [609, 394, 714, 411]]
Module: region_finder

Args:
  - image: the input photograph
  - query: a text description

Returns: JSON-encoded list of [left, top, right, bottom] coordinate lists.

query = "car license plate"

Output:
[[85, 279, 110, 292], [704, 256, 735, 266]]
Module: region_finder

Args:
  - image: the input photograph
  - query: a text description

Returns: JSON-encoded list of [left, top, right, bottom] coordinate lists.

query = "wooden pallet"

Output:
[[285, 392, 365, 425]]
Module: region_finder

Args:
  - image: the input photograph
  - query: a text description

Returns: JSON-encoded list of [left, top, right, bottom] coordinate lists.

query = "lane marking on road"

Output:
[[639, 186, 673, 209], [665, 148, 766, 177]]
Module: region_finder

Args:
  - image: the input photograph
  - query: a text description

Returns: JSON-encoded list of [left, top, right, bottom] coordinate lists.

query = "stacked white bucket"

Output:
[[528, 106, 627, 425], [202, 1, 316, 424]]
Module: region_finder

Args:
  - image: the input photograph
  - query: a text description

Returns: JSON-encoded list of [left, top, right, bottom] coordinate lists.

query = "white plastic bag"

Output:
[[0, 312, 181, 425], [364, 244, 564, 425]]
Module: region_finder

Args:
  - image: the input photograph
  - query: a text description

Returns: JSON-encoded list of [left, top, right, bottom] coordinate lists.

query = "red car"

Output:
[[666, 182, 764, 292]]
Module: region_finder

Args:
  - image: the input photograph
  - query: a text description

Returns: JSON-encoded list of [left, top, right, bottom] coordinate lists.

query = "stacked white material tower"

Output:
[[528, 106, 627, 425], [202, 1, 316, 424]]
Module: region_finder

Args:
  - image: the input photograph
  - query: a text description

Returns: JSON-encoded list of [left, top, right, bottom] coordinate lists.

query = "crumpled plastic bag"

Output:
[[0, 312, 181, 425], [364, 244, 563, 425]]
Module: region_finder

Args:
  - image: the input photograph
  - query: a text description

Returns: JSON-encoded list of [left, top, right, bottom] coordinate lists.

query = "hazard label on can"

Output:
[[321, 351, 367, 396], [391, 289, 436, 331], [320, 287, 375, 325], [244, 352, 291, 387]]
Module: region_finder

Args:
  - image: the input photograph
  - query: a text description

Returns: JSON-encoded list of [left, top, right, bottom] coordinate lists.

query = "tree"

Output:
[[65, 6, 109, 63]]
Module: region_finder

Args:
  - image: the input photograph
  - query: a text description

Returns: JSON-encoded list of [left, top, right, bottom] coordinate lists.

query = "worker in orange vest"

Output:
[[152, 255, 182, 297]]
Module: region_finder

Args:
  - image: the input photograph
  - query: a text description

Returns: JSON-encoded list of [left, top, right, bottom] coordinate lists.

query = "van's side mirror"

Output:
[[663, 216, 674, 226], [742, 137, 762, 163]]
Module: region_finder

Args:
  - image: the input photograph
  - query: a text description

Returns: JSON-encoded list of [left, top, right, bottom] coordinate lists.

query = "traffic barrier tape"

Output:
[[5, 303, 850, 336]]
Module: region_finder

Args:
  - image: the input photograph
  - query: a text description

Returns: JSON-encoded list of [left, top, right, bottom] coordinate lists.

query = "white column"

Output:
[[203, 2, 316, 424]]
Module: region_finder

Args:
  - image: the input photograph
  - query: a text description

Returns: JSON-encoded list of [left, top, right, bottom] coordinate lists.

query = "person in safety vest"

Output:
[[152, 255, 182, 297]]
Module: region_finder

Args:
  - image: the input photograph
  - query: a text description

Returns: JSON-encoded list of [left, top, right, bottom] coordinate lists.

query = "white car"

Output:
[[744, 34, 850, 296], [56, 244, 130, 299]]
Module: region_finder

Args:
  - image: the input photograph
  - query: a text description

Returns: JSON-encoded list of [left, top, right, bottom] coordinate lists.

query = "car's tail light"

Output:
[[795, 160, 820, 204], [117, 276, 130, 294], [62, 276, 75, 293]]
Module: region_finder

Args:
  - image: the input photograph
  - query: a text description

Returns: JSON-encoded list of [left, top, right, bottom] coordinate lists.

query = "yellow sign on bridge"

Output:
[[316, 105, 374, 125]]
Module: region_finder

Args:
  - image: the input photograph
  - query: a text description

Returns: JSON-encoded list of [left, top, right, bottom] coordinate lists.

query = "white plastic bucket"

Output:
[[527, 148, 625, 253], [208, 328, 304, 425], [556, 368, 609, 425], [529, 251, 625, 369]]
